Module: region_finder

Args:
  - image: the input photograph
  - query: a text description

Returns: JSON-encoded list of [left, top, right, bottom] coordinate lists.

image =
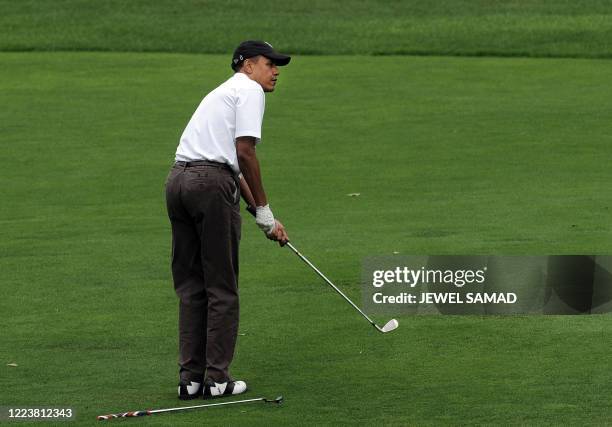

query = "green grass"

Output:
[[2, 0, 612, 58], [1, 52, 612, 425]]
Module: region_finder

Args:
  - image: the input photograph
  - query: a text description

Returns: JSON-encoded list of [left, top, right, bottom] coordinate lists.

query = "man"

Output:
[[165, 40, 290, 400]]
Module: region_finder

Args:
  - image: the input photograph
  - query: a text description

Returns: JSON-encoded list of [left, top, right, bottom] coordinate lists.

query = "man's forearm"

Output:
[[237, 141, 268, 207], [239, 175, 257, 215]]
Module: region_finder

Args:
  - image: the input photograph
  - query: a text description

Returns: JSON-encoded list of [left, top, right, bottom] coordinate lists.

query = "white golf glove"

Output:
[[255, 204, 276, 235]]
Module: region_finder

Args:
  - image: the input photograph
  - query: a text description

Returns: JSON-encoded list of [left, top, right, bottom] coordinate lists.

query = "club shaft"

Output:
[[151, 397, 265, 414], [285, 242, 376, 326], [244, 209, 380, 330]]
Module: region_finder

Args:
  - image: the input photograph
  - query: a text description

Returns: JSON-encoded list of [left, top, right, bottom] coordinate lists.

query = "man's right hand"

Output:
[[266, 220, 289, 246]]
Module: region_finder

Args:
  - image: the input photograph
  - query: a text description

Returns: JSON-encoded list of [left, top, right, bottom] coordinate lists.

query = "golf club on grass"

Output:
[[97, 396, 283, 421], [285, 241, 398, 334]]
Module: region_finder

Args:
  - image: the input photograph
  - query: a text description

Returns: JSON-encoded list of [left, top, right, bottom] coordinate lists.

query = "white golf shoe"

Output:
[[203, 378, 247, 399], [178, 378, 203, 400]]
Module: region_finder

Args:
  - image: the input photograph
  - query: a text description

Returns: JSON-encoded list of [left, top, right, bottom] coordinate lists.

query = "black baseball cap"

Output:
[[231, 40, 291, 71]]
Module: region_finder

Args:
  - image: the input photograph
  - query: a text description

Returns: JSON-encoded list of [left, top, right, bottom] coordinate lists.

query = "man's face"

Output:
[[243, 56, 279, 92]]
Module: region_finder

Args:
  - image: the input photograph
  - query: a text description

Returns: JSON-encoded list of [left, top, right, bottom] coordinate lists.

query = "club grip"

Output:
[[97, 410, 150, 420]]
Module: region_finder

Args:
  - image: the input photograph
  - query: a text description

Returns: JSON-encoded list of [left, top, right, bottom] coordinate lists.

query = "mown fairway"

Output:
[[1, 52, 611, 425]]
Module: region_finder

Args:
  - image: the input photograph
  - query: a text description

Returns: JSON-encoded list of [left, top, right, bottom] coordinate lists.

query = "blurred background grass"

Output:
[[1, 0, 612, 58]]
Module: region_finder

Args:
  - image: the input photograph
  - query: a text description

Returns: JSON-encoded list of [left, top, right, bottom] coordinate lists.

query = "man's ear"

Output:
[[242, 59, 252, 74]]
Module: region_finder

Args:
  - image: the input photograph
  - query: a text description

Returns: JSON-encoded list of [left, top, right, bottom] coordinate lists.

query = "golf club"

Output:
[[247, 209, 398, 333], [285, 241, 398, 334], [97, 396, 283, 421]]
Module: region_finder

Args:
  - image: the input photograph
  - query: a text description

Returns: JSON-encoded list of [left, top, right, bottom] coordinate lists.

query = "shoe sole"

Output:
[[202, 391, 247, 400], [179, 394, 202, 400], [203, 387, 248, 400]]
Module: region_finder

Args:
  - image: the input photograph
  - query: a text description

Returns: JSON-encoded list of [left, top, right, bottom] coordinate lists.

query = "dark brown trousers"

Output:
[[165, 162, 241, 383]]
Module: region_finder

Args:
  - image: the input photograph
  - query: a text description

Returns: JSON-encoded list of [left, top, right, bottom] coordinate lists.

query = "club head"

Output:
[[265, 396, 284, 404], [379, 319, 399, 333]]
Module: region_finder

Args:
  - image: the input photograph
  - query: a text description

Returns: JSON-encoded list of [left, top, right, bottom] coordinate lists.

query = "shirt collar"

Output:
[[234, 72, 250, 80]]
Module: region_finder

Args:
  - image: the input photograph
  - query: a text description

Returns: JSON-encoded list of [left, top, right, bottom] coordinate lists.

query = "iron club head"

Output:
[[380, 319, 399, 333], [265, 396, 284, 404]]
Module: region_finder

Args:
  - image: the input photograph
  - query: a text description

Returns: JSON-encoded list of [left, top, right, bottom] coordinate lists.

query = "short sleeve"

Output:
[[235, 88, 265, 142]]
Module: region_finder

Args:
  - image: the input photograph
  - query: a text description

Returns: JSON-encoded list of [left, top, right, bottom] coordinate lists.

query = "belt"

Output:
[[175, 160, 231, 171]]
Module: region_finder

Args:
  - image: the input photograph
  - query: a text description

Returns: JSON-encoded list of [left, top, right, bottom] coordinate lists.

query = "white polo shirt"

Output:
[[175, 72, 265, 173]]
